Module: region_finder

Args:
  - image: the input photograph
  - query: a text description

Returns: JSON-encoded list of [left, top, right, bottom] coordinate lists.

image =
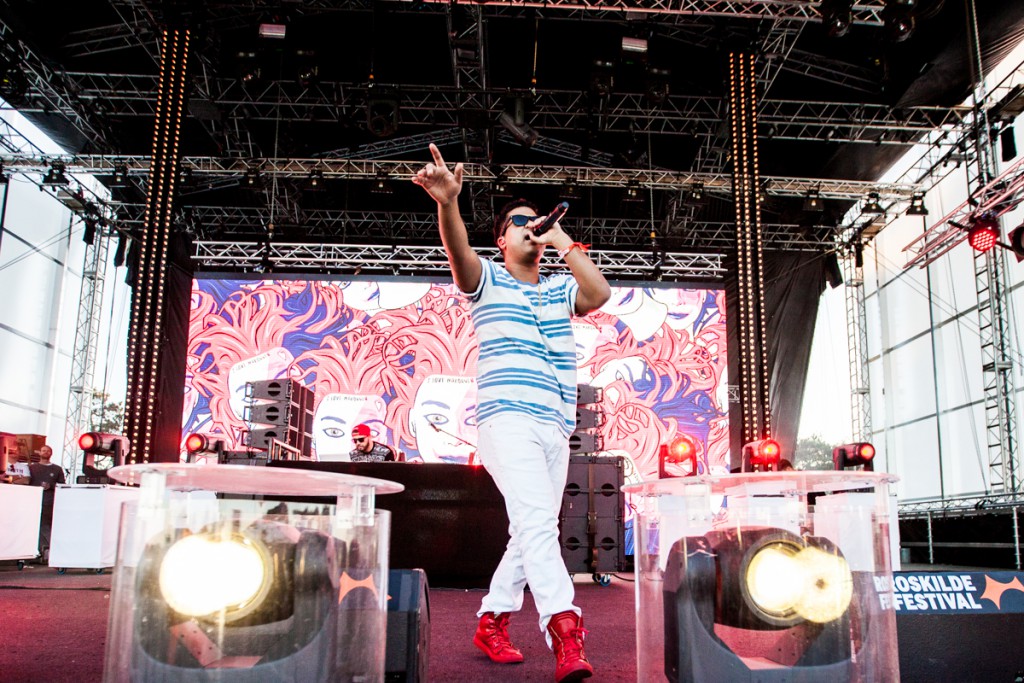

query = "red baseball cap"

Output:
[[353, 424, 372, 438]]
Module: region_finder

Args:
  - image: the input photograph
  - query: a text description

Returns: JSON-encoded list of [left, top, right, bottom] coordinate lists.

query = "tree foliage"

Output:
[[91, 392, 124, 433], [794, 434, 834, 470]]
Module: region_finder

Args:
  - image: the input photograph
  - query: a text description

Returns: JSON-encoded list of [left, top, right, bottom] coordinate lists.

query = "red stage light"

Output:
[[659, 435, 700, 479], [185, 433, 208, 454], [668, 435, 697, 463], [78, 432, 97, 451], [742, 439, 782, 472], [833, 442, 875, 471], [967, 216, 999, 252]]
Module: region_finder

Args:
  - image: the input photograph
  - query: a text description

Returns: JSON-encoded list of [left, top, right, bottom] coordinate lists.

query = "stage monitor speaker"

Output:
[[244, 400, 313, 431], [577, 384, 602, 406], [575, 407, 603, 430], [246, 379, 297, 401], [569, 432, 602, 455], [386, 569, 430, 683]]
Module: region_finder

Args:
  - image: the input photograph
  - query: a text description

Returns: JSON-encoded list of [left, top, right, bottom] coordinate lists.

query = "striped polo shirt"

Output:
[[467, 257, 580, 436]]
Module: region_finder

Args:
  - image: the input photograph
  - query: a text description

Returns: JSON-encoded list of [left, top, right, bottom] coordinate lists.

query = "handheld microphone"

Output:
[[532, 201, 570, 236]]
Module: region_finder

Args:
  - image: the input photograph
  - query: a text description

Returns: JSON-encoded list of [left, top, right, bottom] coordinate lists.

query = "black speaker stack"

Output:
[[570, 384, 604, 455], [242, 379, 314, 459], [560, 453, 627, 578]]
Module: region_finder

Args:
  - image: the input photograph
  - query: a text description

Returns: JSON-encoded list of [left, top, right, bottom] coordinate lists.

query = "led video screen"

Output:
[[182, 277, 729, 481]]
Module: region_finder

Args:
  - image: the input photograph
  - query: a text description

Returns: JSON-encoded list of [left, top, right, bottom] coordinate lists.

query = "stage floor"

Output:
[[0, 561, 637, 682]]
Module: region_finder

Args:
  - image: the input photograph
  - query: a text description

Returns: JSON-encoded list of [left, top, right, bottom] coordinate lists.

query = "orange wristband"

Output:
[[557, 242, 590, 259]]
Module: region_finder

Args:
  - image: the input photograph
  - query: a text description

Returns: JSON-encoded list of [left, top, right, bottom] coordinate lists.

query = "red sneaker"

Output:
[[546, 611, 593, 682], [473, 612, 525, 664]]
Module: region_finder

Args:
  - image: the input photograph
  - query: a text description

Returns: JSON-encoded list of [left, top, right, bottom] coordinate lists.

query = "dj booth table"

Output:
[[268, 461, 510, 588]]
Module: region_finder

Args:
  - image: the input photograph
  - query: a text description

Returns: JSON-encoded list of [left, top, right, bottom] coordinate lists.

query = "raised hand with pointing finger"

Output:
[[411, 143, 464, 207]]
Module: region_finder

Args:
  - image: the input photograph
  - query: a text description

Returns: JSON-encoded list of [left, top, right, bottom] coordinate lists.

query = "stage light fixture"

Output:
[[244, 166, 262, 188], [862, 192, 884, 214], [741, 537, 854, 626], [741, 438, 781, 472], [366, 96, 400, 138], [1008, 223, 1024, 262], [802, 188, 823, 212], [882, 0, 916, 42], [967, 213, 1000, 252], [833, 442, 876, 471], [307, 169, 324, 189], [78, 432, 129, 482], [42, 161, 69, 186], [237, 51, 262, 87], [906, 192, 928, 216], [589, 60, 615, 99], [295, 49, 319, 88], [371, 170, 394, 194], [820, 0, 853, 38], [688, 182, 704, 202], [498, 111, 538, 148], [159, 531, 273, 621], [561, 176, 581, 200], [659, 434, 699, 478], [645, 67, 671, 105], [623, 181, 642, 203], [111, 164, 129, 187]]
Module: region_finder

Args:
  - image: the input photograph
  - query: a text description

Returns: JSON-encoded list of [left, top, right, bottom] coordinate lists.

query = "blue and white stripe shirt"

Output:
[[467, 257, 580, 436]]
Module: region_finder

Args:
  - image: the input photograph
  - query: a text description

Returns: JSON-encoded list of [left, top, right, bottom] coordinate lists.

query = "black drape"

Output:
[[726, 250, 827, 468]]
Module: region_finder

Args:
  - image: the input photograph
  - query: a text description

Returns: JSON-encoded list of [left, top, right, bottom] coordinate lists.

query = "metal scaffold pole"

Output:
[[61, 230, 110, 475]]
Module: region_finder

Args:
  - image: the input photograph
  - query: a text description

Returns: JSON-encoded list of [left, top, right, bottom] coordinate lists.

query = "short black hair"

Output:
[[493, 198, 539, 246]]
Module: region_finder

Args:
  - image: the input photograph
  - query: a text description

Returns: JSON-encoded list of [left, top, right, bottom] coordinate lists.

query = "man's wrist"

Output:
[[551, 236, 574, 251]]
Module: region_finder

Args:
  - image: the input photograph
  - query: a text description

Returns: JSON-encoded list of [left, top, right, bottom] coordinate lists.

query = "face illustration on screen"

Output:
[[572, 321, 619, 380], [338, 281, 432, 314], [411, 375, 477, 463], [227, 347, 295, 419], [647, 288, 714, 332], [313, 393, 387, 461], [599, 287, 667, 342]]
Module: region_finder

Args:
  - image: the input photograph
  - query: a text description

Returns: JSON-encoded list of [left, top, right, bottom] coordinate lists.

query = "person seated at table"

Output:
[[348, 424, 399, 463], [13, 445, 65, 561]]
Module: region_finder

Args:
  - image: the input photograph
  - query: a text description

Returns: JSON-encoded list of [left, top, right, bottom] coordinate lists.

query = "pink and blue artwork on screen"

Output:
[[183, 277, 729, 483]]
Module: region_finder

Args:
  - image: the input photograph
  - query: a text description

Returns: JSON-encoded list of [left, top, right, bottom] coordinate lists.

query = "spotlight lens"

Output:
[[858, 443, 876, 460], [762, 440, 780, 458], [159, 534, 269, 618], [669, 435, 696, 461], [793, 546, 853, 623], [78, 433, 96, 451], [744, 542, 803, 618], [185, 433, 206, 453]]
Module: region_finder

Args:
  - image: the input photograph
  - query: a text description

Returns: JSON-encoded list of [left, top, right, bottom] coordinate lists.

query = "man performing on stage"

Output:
[[413, 143, 611, 682]]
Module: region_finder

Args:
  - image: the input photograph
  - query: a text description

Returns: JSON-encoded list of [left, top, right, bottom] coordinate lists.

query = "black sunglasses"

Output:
[[352, 436, 367, 443], [506, 213, 540, 227]]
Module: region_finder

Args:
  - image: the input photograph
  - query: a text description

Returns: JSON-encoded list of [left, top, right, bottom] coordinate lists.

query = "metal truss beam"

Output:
[[0, 23, 121, 152], [117, 204, 840, 250], [192, 240, 726, 280], [416, 0, 887, 24], [0, 155, 920, 201], [57, 73, 969, 144], [899, 492, 1024, 518]]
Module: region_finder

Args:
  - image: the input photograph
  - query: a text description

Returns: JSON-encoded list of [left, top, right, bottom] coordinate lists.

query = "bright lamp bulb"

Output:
[[159, 534, 270, 619], [744, 543, 803, 618], [793, 546, 853, 623]]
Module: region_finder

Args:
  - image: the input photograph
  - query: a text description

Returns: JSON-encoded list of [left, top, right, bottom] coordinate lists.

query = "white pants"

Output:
[[476, 414, 580, 637]]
